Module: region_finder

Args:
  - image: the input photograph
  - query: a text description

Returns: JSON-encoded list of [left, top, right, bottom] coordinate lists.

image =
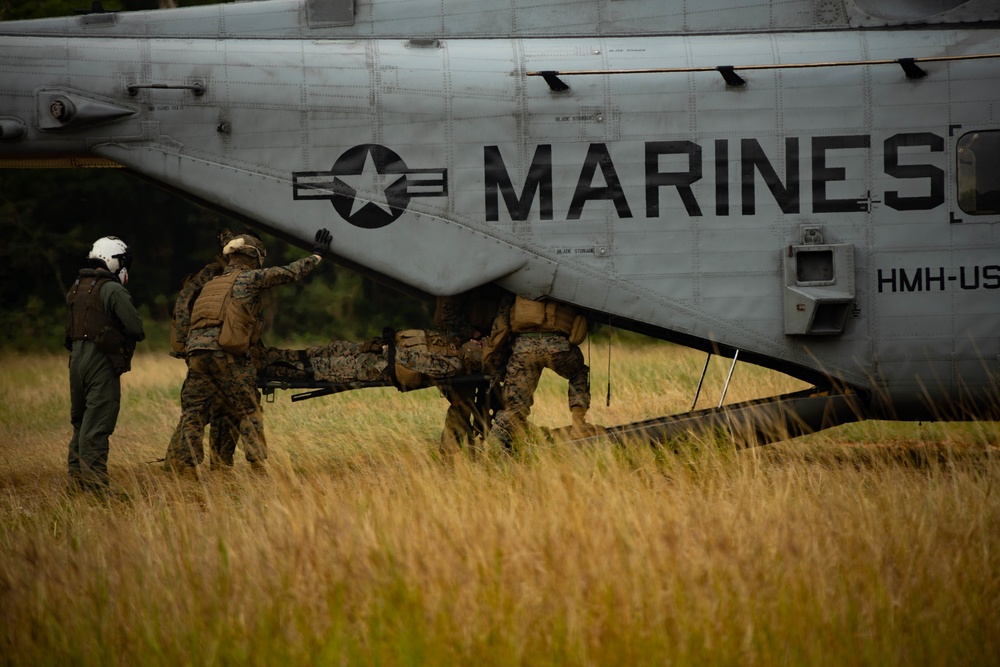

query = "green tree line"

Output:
[[0, 0, 435, 350]]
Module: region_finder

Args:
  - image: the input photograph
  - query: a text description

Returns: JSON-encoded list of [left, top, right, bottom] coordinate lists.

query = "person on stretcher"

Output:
[[259, 329, 485, 389]]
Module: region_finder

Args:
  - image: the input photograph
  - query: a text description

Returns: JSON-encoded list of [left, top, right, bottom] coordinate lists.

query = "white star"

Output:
[[337, 149, 397, 217]]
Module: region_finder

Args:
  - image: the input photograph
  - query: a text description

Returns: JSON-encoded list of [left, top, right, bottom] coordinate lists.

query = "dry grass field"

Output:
[[1, 344, 998, 665]]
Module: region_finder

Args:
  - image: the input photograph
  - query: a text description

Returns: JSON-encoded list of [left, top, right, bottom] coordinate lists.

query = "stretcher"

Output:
[[258, 373, 495, 403], [259, 373, 502, 440]]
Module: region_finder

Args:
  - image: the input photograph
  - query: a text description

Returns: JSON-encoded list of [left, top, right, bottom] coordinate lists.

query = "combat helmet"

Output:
[[222, 232, 267, 267]]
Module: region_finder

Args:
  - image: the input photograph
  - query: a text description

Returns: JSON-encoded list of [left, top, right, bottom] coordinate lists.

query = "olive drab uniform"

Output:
[[65, 268, 145, 491], [433, 286, 507, 454], [167, 258, 243, 469], [164, 254, 320, 471], [486, 294, 592, 449]]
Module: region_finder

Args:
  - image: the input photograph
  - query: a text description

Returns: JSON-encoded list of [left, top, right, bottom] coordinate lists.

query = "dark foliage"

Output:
[[0, 167, 435, 349]]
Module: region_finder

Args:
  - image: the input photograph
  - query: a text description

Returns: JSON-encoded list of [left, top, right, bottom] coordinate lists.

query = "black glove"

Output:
[[311, 228, 332, 255]]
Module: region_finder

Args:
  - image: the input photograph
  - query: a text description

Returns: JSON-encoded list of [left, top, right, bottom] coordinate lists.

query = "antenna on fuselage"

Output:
[[538, 71, 570, 92], [897, 58, 927, 79], [716, 66, 746, 87]]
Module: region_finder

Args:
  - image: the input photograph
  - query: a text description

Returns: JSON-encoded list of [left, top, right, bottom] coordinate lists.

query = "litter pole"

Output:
[[691, 353, 711, 411]]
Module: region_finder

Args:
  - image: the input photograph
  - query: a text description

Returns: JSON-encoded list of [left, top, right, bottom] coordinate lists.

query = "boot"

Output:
[[569, 406, 601, 439]]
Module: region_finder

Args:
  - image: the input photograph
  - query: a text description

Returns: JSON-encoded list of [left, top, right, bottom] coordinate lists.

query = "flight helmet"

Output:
[[88, 236, 133, 284]]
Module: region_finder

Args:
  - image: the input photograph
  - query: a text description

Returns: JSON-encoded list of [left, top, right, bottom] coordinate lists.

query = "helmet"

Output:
[[88, 236, 133, 284], [222, 233, 267, 267]]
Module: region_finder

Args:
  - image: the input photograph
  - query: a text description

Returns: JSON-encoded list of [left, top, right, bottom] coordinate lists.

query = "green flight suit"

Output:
[[67, 269, 145, 492]]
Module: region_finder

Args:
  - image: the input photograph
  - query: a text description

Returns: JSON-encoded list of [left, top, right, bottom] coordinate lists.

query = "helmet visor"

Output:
[[113, 246, 133, 271]]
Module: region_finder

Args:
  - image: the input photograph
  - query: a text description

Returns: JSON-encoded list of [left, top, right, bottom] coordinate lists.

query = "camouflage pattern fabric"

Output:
[[440, 387, 476, 454], [487, 333, 590, 449], [165, 352, 265, 469], [435, 294, 476, 340], [256, 331, 491, 456], [168, 257, 246, 469], [167, 253, 319, 472], [164, 379, 244, 470], [185, 255, 319, 353], [434, 285, 508, 340], [312, 354, 388, 382], [396, 343, 464, 379], [258, 334, 480, 384], [171, 259, 224, 357], [207, 408, 241, 468], [434, 289, 506, 453], [260, 340, 388, 382]]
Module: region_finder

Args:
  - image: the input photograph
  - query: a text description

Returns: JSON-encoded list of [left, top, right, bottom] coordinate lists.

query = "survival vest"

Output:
[[509, 295, 589, 345], [189, 270, 261, 355], [65, 270, 135, 375]]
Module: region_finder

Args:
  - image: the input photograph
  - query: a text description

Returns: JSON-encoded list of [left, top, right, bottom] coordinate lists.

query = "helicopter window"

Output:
[[796, 249, 834, 284], [957, 131, 1000, 215], [306, 0, 355, 27]]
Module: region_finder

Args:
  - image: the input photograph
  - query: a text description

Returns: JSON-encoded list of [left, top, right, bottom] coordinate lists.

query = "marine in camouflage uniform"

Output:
[[486, 294, 592, 449], [258, 332, 480, 385], [167, 234, 246, 470], [164, 229, 331, 473], [65, 237, 145, 493], [433, 286, 506, 454], [261, 339, 388, 383]]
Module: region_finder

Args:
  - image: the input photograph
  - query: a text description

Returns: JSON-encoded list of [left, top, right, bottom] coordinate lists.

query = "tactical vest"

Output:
[[189, 270, 260, 354], [509, 295, 589, 344], [65, 271, 134, 375], [170, 262, 224, 355]]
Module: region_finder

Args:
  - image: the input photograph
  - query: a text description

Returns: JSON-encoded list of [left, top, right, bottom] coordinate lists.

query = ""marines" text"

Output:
[[485, 132, 943, 221]]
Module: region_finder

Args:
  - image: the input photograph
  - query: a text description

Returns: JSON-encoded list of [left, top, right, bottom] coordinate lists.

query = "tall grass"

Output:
[[1, 346, 998, 665]]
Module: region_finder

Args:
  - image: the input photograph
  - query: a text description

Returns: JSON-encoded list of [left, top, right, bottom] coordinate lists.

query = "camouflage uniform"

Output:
[[258, 333, 480, 385], [164, 253, 320, 471], [433, 287, 506, 453], [261, 340, 388, 383], [168, 258, 242, 470], [486, 296, 590, 449], [394, 330, 469, 380]]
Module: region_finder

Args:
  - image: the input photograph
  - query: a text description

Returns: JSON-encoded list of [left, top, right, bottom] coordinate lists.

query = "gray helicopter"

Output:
[[1, 0, 998, 444]]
